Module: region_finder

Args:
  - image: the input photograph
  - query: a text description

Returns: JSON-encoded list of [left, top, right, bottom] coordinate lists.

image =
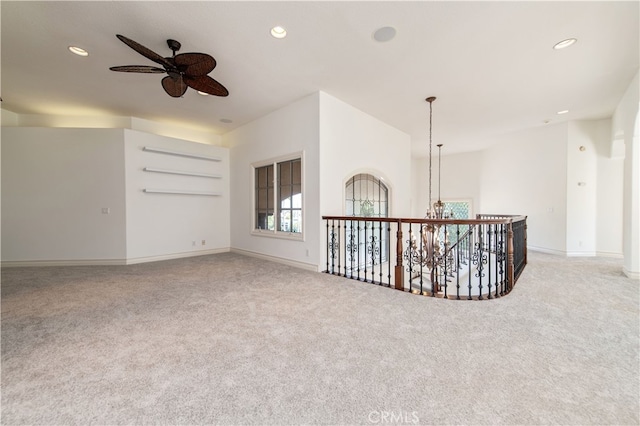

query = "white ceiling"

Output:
[[2, 1, 638, 156]]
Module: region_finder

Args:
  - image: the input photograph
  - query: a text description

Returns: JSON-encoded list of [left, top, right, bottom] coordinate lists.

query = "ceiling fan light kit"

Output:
[[109, 34, 229, 98]]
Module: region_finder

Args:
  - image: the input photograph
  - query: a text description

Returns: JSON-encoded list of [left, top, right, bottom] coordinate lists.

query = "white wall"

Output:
[[1, 127, 127, 263], [1, 126, 229, 265], [431, 119, 624, 258], [480, 123, 568, 254], [318, 92, 412, 218], [412, 150, 483, 218], [225, 93, 320, 270], [1, 109, 19, 126], [589, 119, 624, 257], [566, 121, 599, 255], [124, 130, 230, 262], [612, 71, 640, 278], [225, 91, 410, 271]]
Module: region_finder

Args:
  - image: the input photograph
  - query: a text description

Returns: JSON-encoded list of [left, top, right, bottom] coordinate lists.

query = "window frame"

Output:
[[251, 152, 304, 241]]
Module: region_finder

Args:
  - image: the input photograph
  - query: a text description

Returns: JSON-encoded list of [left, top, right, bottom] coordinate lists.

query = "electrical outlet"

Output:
[[201, 240, 206, 246], [101, 207, 110, 214], [192, 241, 196, 246]]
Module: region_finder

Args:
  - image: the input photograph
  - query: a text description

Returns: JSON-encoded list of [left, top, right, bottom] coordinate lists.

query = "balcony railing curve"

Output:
[[322, 214, 527, 300]]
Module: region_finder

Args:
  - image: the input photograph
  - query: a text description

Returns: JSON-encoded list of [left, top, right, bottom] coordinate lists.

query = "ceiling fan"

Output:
[[109, 34, 229, 98]]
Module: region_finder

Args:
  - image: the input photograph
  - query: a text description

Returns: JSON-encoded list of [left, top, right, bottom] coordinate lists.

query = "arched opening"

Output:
[[345, 173, 388, 217], [344, 174, 389, 273]]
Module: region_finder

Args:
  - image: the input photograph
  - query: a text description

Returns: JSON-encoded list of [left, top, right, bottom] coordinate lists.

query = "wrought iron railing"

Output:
[[323, 215, 527, 300]]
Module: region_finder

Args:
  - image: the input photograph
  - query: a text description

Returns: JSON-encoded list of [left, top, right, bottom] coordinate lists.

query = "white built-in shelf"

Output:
[[143, 146, 222, 162], [143, 167, 222, 179], [143, 189, 222, 196]]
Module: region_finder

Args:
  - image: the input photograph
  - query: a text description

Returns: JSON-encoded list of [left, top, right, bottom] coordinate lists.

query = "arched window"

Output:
[[344, 174, 389, 271], [345, 174, 388, 217]]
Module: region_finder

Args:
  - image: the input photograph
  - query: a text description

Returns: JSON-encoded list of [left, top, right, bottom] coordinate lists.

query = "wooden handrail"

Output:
[[322, 215, 517, 225]]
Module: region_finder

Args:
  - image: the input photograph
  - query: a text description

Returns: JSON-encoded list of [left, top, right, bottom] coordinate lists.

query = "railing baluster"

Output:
[[395, 220, 404, 291], [337, 221, 341, 276], [487, 224, 492, 299], [456, 224, 461, 300], [325, 219, 329, 273], [494, 224, 499, 298], [468, 225, 473, 300], [363, 221, 368, 281], [443, 223, 448, 299], [408, 222, 413, 292], [322, 215, 526, 301], [344, 220, 348, 277], [507, 222, 514, 292], [349, 220, 354, 279], [379, 221, 383, 285], [418, 224, 424, 295], [357, 221, 361, 281], [387, 221, 391, 287], [499, 224, 505, 296], [372, 222, 377, 284]]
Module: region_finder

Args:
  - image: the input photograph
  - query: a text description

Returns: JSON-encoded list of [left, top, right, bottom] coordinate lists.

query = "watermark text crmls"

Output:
[[368, 410, 420, 424]]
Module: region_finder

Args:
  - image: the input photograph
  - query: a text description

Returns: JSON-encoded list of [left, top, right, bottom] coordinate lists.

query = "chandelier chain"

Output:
[[428, 99, 433, 213]]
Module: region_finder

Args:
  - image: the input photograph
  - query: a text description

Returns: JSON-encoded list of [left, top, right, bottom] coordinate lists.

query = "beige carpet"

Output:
[[1, 251, 638, 425]]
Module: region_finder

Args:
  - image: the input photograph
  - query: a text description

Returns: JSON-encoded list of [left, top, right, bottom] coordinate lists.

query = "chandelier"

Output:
[[425, 97, 447, 219], [405, 96, 453, 294]]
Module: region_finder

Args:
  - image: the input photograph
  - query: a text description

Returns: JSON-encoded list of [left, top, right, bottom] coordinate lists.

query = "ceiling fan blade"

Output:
[[174, 53, 216, 76], [116, 34, 174, 69], [161, 75, 187, 98], [110, 65, 166, 73], [184, 75, 229, 97]]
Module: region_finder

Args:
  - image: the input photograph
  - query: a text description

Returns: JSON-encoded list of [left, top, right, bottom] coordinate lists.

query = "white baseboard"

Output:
[[1, 258, 127, 267], [527, 246, 566, 256], [566, 251, 597, 257], [596, 251, 624, 259], [623, 267, 640, 280], [230, 247, 319, 272], [528, 246, 624, 259], [1, 248, 230, 268], [124, 248, 230, 265]]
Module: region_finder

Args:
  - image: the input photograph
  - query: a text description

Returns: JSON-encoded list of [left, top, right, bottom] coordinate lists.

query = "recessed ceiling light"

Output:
[[557, 110, 569, 115], [220, 118, 233, 124], [270, 26, 287, 39], [373, 26, 396, 42], [197, 91, 209, 96], [68, 46, 89, 56], [553, 38, 577, 50]]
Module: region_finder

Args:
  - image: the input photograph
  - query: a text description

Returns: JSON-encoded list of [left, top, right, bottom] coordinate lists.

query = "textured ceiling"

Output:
[[1, 1, 638, 155]]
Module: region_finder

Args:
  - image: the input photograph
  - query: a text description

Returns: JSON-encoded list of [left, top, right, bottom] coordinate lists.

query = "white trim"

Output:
[[595, 251, 624, 259], [622, 267, 640, 280], [231, 247, 319, 272], [527, 246, 567, 256], [251, 229, 304, 241], [0, 248, 230, 267], [143, 146, 221, 161], [528, 246, 625, 260], [143, 167, 222, 179], [124, 248, 229, 265], [1, 258, 127, 267], [251, 151, 305, 238], [566, 251, 597, 257]]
